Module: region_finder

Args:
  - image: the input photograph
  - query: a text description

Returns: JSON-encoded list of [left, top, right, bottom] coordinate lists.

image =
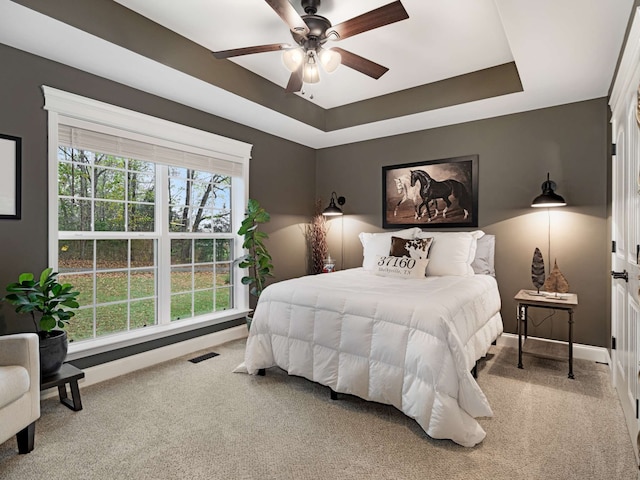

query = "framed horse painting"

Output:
[[382, 155, 478, 228]]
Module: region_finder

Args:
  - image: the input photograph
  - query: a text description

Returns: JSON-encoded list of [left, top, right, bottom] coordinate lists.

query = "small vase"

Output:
[[322, 255, 335, 273]]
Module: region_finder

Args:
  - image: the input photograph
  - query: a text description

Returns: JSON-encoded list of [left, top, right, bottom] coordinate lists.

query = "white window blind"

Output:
[[58, 125, 243, 177]]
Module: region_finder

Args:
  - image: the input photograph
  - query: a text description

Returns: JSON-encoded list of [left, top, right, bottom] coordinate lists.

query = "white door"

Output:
[[610, 8, 640, 464], [611, 118, 640, 463]]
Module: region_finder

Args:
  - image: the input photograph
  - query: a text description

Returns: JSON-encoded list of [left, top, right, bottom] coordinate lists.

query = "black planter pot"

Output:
[[39, 330, 68, 377]]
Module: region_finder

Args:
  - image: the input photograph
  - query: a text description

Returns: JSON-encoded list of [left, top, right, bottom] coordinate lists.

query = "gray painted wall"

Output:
[[316, 98, 610, 347], [0, 42, 612, 353], [0, 44, 316, 339]]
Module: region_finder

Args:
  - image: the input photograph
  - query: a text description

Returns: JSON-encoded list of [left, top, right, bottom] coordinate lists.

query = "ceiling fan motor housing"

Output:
[[291, 14, 332, 48], [301, 0, 321, 15]]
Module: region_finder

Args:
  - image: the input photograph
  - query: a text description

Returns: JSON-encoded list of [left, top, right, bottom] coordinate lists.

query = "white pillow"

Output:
[[359, 227, 420, 271], [416, 231, 483, 276], [374, 255, 430, 279], [471, 234, 495, 276]]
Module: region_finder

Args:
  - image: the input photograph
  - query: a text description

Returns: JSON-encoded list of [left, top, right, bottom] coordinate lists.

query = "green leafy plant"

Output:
[[3, 267, 80, 334], [237, 199, 274, 299]]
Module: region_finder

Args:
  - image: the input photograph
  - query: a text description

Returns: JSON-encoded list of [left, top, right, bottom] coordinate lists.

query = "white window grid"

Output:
[[44, 86, 251, 355]]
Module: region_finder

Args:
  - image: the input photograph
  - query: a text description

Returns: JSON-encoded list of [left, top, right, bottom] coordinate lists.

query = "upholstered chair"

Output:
[[0, 333, 40, 453]]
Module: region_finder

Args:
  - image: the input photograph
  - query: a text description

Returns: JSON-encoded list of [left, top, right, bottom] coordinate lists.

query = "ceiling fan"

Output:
[[212, 0, 409, 93]]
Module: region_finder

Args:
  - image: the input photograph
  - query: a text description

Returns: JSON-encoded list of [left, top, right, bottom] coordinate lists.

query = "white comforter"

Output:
[[240, 268, 503, 447]]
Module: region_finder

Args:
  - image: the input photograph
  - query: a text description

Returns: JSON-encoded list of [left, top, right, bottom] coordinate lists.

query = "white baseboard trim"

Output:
[[496, 333, 612, 366], [42, 330, 611, 400], [42, 325, 248, 400]]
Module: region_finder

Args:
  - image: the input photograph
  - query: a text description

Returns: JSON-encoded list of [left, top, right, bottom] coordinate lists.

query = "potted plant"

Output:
[[237, 199, 274, 329], [3, 267, 80, 376]]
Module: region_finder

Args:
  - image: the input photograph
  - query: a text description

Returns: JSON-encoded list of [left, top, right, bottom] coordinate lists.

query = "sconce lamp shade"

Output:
[[322, 192, 346, 216], [531, 173, 566, 208]]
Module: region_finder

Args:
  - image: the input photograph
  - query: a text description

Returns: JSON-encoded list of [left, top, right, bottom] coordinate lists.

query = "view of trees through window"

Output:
[[168, 167, 231, 233], [57, 145, 234, 342], [58, 148, 156, 232]]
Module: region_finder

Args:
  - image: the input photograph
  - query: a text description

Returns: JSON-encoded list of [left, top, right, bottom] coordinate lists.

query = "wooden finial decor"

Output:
[[543, 260, 570, 293]]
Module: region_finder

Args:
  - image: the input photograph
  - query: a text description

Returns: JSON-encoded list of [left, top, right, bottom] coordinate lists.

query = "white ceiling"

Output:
[[0, 0, 634, 148], [114, 0, 516, 109]]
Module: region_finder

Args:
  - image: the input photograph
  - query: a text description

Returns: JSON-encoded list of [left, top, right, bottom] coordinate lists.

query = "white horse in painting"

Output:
[[393, 174, 420, 218], [393, 174, 440, 220]]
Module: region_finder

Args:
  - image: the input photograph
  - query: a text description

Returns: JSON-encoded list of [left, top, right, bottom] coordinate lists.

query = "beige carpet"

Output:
[[0, 340, 637, 480]]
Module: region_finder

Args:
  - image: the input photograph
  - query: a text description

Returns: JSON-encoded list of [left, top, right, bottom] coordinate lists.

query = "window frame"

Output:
[[44, 86, 252, 359]]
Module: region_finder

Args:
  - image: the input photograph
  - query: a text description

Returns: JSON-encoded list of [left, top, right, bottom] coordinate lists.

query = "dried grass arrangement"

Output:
[[307, 200, 328, 274]]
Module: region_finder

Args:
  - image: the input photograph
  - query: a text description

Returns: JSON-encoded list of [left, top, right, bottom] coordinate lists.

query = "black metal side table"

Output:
[[41, 363, 85, 411], [515, 289, 578, 379]]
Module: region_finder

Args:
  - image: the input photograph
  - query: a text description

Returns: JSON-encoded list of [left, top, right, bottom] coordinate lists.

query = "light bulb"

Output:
[[282, 48, 304, 72], [302, 53, 320, 84], [319, 48, 341, 73], [303, 63, 320, 83]]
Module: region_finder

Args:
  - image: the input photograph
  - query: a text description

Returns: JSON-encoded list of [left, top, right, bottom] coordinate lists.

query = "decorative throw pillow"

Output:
[[373, 255, 430, 279], [359, 227, 421, 271], [389, 236, 433, 260]]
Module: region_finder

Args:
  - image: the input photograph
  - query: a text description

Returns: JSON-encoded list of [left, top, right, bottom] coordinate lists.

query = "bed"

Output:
[[237, 229, 503, 447]]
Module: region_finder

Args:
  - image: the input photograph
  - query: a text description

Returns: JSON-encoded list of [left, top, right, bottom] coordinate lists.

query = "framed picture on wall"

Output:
[[382, 154, 478, 228], [0, 133, 21, 220]]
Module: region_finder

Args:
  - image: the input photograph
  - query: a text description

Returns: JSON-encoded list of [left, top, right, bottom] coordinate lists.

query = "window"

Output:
[[44, 87, 251, 354]]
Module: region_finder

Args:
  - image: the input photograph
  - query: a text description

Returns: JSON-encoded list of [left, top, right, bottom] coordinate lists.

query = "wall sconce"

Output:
[[530, 172, 569, 294], [322, 192, 346, 216], [531, 173, 566, 208]]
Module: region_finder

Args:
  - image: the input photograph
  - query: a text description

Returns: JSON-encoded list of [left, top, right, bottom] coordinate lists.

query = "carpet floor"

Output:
[[0, 340, 637, 479]]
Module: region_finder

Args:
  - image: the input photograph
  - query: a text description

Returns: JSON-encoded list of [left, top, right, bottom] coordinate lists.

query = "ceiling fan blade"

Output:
[[327, 1, 409, 40], [285, 66, 303, 93], [265, 0, 310, 36], [331, 48, 388, 79], [212, 43, 289, 59]]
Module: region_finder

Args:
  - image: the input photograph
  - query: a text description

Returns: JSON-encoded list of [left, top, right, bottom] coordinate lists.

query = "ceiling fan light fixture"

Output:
[[302, 53, 320, 84], [319, 48, 341, 73], [216, 0, 410, 92], [282, 47, 305, 72]]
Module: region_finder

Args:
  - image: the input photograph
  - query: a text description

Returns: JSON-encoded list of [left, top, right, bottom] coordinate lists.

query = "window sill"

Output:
[[66, 308, 250, 361]]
